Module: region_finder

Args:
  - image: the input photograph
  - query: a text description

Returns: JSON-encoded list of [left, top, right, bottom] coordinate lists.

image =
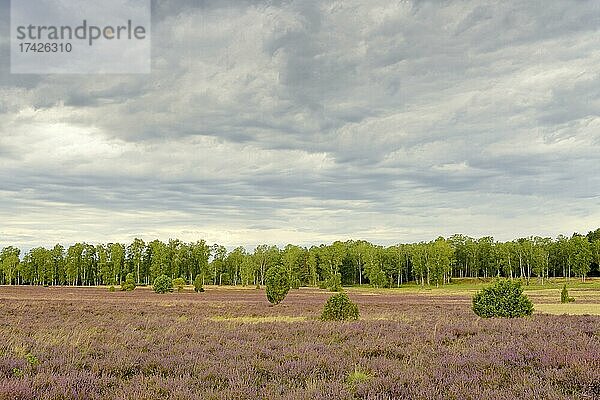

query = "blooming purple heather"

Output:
[[0, 285, 598, 399]]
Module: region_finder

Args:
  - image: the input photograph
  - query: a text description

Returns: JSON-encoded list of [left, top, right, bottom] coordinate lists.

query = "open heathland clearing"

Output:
[[0, 282, 599, 399]]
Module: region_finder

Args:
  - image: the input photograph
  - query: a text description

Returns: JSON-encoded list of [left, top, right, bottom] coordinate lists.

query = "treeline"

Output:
[[1, 229, 599, 287]]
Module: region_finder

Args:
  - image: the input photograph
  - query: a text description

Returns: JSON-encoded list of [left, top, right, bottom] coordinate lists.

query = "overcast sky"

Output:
[[1, 0, 599, 250]]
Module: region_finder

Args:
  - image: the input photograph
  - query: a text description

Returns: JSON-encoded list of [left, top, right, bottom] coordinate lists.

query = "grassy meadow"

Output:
[[0, 279, 598, 399]]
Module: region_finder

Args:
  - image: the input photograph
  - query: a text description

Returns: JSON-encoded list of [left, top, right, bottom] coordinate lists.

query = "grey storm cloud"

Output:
[[0, 0, 599, 250]]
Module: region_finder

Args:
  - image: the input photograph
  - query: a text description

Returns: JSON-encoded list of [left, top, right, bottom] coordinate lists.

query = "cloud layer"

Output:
[[1, 0, 599, 249]]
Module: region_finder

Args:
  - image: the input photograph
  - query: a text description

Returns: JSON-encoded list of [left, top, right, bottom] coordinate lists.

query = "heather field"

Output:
[[1, 283, 599, 400]]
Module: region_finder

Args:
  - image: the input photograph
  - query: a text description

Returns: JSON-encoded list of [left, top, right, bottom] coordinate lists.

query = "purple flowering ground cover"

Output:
[[0, 285, 599, 400]]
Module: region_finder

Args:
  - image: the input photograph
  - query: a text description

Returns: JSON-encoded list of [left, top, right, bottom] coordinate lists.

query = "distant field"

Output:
[[351, 278, 600, 316], [0, 284, 599, 399]]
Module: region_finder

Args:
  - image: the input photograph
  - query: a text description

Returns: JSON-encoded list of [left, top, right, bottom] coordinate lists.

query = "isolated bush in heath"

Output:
[[561, 284, 575, 303], [321, 292, 360, 321], [25, 353, 39, 368], [120, 273, 136, 291], [265, 265, 290, 305], [153, 274, 173, 294], [172, 277, 186, 292], [193, 275, 205, 293], [472, 279, 533, 318], [346, 365, 371, 387]]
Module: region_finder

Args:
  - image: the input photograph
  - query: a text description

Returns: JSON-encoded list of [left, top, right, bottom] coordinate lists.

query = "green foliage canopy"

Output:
[[1, 227, 599, 288]]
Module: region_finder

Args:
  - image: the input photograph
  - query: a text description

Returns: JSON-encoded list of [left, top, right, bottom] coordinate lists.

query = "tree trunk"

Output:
[[359, 263, 362, 285]]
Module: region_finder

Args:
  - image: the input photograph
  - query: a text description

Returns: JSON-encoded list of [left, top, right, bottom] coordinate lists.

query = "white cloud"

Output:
[[1, 0, 599, 249]]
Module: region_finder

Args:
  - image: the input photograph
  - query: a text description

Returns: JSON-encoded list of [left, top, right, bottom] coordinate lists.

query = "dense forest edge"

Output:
[[1, 228, 600, 287]]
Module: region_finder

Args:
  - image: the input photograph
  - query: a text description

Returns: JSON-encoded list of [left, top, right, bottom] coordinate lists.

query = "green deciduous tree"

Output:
[[363, 245, 388, 288], [569, 235, 592, 282], [410, 243, 428, 286], [109, 243, 125, 285], [319, 242, 346, 285], [191, 240, 210, 285], [253, 244, 280, 286], [97, 244, 111, 285], [225, 246, 246, 286], [50, 244, 65, 285], [348, 240, 370, 285], [149, 240, 168, 281], [282, 244, 305, 288], [22, 247, 52, 285], [127, 238, 145, 285], [532, 237, 551, 285], [66, 243, 84, 286], [429, 237, 454, 286]]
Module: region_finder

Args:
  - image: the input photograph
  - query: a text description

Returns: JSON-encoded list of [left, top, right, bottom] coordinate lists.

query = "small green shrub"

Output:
[[347, 365, 371, 386], [108, 285, 116, 292], [120, 273, 136, 291], [172, 277, 186, 292], [193, 275, 205, 293], [472, 279, 533, 318], [560, 284, 575, 303], [25, 353, 39, 367], [317, 280, 328, 290], [153, 274, 173, 294], [321, 292, 360, 321], [265, 265, 290, 305]]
